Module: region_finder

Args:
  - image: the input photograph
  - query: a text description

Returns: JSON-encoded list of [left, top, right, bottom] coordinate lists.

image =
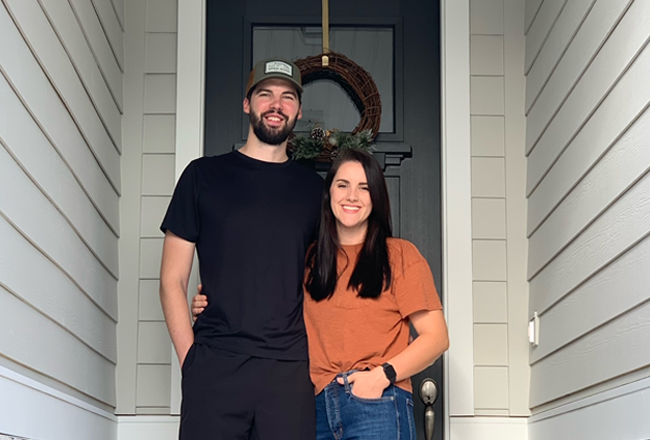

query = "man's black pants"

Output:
[[179, 343, 316, 440]]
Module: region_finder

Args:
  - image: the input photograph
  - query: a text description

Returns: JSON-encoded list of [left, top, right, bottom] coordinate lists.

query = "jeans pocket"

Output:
[[348, 384, 395, 403]]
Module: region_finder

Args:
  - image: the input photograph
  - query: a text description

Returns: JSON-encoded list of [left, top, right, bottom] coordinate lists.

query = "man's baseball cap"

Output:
[[246, 57, 303, 96]]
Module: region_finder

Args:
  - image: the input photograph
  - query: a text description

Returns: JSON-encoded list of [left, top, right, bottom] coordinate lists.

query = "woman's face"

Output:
[[329, 161, 373, 243]]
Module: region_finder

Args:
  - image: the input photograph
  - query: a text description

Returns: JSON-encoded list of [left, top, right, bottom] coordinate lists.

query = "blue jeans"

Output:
[[315, 371, 416, 440]]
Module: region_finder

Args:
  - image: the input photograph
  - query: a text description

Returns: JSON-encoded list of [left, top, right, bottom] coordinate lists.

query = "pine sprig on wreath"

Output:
[[289, 123, 375, 161]]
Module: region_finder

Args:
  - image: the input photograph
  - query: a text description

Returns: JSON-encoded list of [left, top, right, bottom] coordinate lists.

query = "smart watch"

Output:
[[382, 362, 397, 384]]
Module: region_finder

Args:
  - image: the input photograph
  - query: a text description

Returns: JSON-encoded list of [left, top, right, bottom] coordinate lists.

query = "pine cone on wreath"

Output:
[[310, 126, 326, 141]]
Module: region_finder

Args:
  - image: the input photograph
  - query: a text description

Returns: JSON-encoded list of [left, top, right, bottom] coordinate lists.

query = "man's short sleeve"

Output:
[[160, 160, 200, 242]]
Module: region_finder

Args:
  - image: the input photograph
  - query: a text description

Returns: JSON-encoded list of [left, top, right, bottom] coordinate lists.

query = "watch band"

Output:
[[382, 362, 397, 384]]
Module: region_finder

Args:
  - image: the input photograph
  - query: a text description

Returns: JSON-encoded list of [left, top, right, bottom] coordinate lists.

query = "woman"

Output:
[[193, 149, 449, 440]]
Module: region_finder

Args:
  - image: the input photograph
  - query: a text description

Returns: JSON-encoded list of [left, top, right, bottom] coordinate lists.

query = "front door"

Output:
[[204, 1, 442, 438]]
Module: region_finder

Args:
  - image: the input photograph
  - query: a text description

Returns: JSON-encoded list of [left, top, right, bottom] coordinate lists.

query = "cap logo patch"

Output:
[[265, 61, 292, 77]]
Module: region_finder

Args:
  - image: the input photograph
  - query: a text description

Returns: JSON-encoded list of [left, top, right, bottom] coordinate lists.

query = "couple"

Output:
[[160, 57, 449, 440]]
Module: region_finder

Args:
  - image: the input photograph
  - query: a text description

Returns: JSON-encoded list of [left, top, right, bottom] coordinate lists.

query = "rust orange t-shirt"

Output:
[[303, 238, 442, 395]]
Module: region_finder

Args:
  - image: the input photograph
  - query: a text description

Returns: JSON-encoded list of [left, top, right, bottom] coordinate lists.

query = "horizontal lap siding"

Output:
[[0, 4, 120, 232], [524, 0, 567, 74], [4, 0, 122, 191], [525, 0, 544, 34], [91, 0, 124, 70], [0, 0, 122, 424], [524, 0, 596, 113], [69, 0, 124, 110], [525, 0, 650, 429], [39, 0, 122, 149], [0, 286, 116, 406]]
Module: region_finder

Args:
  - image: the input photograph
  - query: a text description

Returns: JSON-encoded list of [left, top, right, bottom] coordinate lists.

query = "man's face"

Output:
[[244, 78, 302, 145]]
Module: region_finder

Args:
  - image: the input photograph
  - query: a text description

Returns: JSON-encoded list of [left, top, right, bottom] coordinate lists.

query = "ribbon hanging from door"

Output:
[[322, 0, 329, 66]]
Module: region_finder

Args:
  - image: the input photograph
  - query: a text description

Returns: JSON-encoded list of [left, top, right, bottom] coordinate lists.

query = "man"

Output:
[[159, 57, 323, 440]]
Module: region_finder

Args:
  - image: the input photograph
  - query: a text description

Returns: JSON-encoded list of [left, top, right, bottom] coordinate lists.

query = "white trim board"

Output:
[[0, 365, 116, 440], [174, 0, 474, 432], [450, 417, 528, 440], [440, 0, 475, 420], [117, 416, 179, 440]]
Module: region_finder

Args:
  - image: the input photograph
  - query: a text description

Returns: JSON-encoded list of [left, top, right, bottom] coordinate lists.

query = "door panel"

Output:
[[205, 2, 442, 438]]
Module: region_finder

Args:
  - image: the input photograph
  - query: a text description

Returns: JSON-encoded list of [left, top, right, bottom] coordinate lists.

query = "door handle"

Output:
[[419, 378, 438, 440]]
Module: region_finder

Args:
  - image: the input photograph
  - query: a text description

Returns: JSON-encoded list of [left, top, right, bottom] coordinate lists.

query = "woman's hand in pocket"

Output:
[[337, 368, 390, 399]]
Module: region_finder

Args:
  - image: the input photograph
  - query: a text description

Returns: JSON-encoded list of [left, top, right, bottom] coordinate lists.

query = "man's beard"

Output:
[[250, 110, 297, 145]]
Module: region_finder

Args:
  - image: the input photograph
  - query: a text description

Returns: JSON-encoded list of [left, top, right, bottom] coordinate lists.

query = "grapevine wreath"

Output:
[[288, 52, 382, 161]]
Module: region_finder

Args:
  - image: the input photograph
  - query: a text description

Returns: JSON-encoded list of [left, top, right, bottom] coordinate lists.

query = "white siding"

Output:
[[525, 0, 650, 436], [0, 0, 122, 437], [469, 0, 529, 419], [116, 0, 178, 416]]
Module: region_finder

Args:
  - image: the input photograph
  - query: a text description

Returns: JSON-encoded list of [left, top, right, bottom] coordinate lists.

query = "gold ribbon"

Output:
[[322, 0, 329, 66]]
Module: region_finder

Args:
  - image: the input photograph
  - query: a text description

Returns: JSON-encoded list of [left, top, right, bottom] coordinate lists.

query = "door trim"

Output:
[[174, 0, 475, 433], [438, 0, 475, 423]]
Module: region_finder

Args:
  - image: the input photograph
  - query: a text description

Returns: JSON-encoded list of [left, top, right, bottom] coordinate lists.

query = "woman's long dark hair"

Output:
[[306, 149, 393, 301]]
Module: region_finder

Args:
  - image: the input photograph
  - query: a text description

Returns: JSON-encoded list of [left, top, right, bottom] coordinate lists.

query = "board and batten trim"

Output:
[[115, 0, 146, 415], [504, 0, 530, 417]]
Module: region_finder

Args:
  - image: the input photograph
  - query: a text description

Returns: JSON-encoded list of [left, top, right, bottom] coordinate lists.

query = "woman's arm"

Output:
[[343, 309, 449, 398]]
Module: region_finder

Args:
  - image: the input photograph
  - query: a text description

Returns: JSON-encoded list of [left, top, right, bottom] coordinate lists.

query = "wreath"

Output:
[[289, 52, 382, 161]]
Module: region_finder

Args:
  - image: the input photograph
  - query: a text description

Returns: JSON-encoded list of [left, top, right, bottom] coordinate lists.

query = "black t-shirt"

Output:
[[161, 151, 323, 360]]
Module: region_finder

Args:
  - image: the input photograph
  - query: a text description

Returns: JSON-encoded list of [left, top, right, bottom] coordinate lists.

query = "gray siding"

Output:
[[525, 0, 650, 436], [116, 0, 178, 416], [469, 0, 530, 417], [0, 0, 122, 434]]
